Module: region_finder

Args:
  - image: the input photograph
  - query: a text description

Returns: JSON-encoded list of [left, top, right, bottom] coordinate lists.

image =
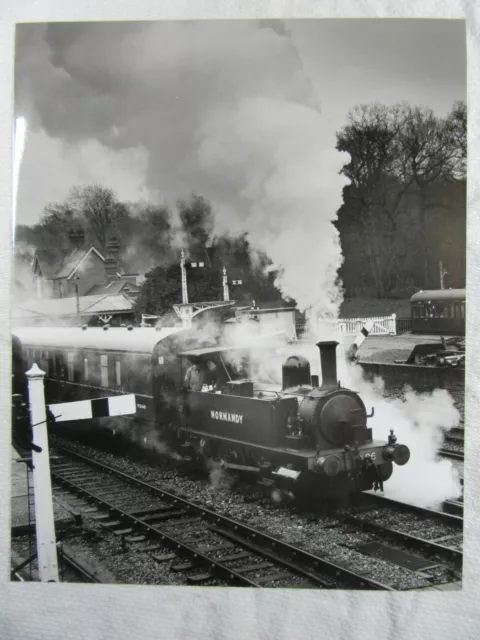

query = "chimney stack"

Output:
[[105, 236, 120, 280], [317, 341, 338, 389], [68, 227, 85, 249]]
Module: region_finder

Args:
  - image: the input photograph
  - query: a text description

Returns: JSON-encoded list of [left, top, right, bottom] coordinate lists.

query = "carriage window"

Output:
[[84, 357, 89, 381], [100, 355, 109, 387], [115, 360, 121, 386], [67, 352, 75, 381], [436, 304, 445, 318], [460, 303, 465, 319], [56, 354, 65, 379], [413, 306, 419, 318], [42, 350, 49, 373]]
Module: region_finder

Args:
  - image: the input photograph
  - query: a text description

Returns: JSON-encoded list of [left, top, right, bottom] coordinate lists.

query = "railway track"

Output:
[[438, 448, 464, 461], [10, 544, 100, 583], [350, 493, 463, 572], [50, 447, 396, 590]]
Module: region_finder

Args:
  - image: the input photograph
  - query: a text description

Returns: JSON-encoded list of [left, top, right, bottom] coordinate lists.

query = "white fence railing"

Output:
[[300, 314, 398, 337]]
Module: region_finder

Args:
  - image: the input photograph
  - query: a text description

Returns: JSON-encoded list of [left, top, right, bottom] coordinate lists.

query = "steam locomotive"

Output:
[[11, 325, 410, 506]]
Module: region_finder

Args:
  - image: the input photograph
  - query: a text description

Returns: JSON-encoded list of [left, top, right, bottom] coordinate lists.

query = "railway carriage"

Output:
[[12, 325, 410, 506], [410, 289, 466, 335]]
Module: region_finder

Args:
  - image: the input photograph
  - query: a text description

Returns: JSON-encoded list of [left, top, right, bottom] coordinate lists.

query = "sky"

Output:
[[13, 19, 466, 313], [14, 19, 466, 228]]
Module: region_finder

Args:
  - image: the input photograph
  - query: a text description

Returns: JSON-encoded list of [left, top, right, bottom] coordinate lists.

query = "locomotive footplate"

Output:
[[178, 427, 315, 471]]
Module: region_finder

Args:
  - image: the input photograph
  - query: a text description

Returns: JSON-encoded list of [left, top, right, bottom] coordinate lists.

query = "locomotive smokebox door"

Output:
[[282, 355, 311, 390], [317, 341, 339, 388]]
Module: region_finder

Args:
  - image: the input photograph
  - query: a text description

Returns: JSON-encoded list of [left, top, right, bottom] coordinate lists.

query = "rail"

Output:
[[51, 446, 394, 590]]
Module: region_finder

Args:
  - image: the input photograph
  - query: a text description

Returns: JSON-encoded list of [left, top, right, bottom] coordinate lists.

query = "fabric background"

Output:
[[0, 1, 478, 638]]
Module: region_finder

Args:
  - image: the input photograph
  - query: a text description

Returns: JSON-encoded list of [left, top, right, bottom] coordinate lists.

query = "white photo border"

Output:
[[0, 2, 478, 639]]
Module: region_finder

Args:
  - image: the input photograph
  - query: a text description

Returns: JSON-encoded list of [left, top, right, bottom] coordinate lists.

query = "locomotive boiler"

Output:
[[11, 326, 410, 507]]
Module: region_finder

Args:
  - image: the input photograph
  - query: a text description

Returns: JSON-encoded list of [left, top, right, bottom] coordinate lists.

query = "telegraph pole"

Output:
[[222, 266, 230, 302], [439, 261, 448, 290], [180, 249, 188, 304]]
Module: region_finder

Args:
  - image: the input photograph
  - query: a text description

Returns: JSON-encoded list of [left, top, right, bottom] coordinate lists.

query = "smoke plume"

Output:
[[16, 21, 348, 317]]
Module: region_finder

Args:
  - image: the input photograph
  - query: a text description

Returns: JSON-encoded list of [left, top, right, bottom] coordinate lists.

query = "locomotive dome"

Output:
[[282, 355, 310, 368], [282, 354, 311, 389]]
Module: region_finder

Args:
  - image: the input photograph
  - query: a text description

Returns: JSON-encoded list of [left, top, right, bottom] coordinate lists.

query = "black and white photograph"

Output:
[[9, 18, 466, 593]]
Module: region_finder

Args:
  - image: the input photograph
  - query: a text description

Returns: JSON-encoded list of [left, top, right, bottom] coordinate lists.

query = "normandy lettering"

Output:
[[211, 410, 244, 424]]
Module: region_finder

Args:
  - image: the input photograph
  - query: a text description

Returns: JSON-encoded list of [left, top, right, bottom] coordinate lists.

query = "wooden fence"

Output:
[[297, 313, 400, 337]]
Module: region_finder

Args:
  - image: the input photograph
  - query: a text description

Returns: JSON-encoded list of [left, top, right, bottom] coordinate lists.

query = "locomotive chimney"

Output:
[[317, 341, 338, 389]]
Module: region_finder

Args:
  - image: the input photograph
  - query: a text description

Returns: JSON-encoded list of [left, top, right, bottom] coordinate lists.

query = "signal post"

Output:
[[25, 363, 59, 582]]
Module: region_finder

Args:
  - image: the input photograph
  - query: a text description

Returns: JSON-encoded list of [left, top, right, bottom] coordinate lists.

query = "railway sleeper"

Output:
[[234, 561, 274, 574], [142, 510, 185, 523], [144, 510, 188, 522], [187, 573, 214, 584], [113, 528, 134, 536], [172, 562, 197, 572], [91, 513, 112, 521], [179, 534, 212, 545], [159, 517, 202, 527], [167, 527, 207, 541], [129, 505, 181, 517], [216, 551, 253, 563], [99, 520, 122, 528], [135, 544, 163, 553], [196, 542, 236, 552], [153, 553, 177, 563], [96, 490, 130, 499], [256, 572, 294, 585], [125, 535, 147, 543]]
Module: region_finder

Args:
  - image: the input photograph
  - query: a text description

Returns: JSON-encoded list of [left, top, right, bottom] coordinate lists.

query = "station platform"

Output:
[[10, 446, 79, 533]]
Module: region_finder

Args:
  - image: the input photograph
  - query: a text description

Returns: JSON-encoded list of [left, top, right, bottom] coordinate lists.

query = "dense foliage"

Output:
[[335, 101, 466, 297]]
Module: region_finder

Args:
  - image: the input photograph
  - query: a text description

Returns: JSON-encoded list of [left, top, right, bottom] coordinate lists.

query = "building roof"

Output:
[[13, 294, 135, 321], [33, 251, 58, 279], [410, 289, 466, 303], [13, 326, 185, 354], [51, 245, 105, 280], [86, 280, 140, 296]]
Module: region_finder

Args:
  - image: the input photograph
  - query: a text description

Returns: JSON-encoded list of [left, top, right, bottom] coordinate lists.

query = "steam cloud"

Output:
[[194, 320, 462, 509], [16, 21, 348, 317]]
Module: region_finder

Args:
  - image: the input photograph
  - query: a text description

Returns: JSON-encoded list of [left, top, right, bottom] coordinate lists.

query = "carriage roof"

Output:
[[410, 289, 466, 303], [12, 326, 185, 354]]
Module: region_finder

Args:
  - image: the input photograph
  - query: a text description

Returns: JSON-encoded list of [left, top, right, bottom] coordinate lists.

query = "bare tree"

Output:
[[68, 184, 128, 250], [336, 101, 466, 296], [336, 103, 411, 296]]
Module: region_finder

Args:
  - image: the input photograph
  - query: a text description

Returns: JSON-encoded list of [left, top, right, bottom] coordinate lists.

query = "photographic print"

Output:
[[10, 18, 466, 592]]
